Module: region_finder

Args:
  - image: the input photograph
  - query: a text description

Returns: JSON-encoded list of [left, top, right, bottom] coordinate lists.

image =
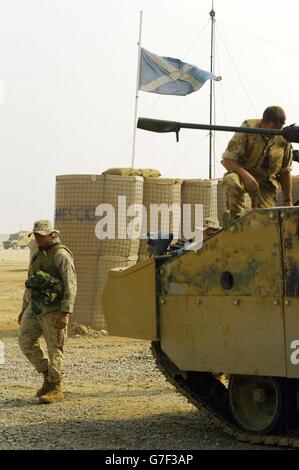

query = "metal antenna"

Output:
[[209, 1, 216, 179]]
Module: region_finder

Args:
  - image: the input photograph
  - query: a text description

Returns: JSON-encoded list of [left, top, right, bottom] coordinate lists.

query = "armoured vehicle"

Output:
[[2, 231, 30, 249], [103, 119, 299, 447]]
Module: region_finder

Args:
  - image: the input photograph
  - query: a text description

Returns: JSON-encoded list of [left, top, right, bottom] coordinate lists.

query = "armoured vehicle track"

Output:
[[152, 342, 299, 448]]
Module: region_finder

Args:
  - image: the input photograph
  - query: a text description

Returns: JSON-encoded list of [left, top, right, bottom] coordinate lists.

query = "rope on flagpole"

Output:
[[219, 20, 299, 56], [216, 25, 257, 115]]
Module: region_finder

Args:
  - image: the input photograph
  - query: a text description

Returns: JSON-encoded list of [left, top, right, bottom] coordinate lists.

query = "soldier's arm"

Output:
[[278, 143, 293, 204], [21, 289, 30, 313], [221, 122, 259, 193], [54, 250, 77, 314], [221, 159, 259, 193]]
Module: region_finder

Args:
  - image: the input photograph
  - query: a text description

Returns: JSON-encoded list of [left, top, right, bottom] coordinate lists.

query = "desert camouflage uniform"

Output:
[[222, 119, 292, 218], [18, 240, 77, 384]]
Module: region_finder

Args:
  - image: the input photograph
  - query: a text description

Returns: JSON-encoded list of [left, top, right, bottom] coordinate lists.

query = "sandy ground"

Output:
[[0, 248, 266, 450], [0, 248, 30, 333]]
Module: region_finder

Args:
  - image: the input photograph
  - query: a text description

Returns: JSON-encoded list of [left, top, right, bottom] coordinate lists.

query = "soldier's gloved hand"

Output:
[[56, 313, 69, 329], [243, 174, 259, 193]]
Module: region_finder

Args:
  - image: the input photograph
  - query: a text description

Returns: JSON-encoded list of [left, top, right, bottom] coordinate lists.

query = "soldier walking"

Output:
[[18, 220, 77, 403]]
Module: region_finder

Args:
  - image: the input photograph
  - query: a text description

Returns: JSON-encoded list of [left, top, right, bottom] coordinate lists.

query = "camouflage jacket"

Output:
[[21, 240, 77, 314], [222, 119, 292, 191]]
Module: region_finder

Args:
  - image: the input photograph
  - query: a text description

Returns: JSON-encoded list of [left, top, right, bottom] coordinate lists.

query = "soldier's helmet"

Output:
[[29, 220, 60, 237]]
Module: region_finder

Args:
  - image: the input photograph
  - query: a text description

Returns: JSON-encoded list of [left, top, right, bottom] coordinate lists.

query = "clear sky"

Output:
[[1, 0, 299, 233]]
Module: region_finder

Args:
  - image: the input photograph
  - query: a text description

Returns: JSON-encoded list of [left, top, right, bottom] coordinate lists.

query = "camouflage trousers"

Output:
[[222, 172, 277, 219], [18, 306, 67, 384]]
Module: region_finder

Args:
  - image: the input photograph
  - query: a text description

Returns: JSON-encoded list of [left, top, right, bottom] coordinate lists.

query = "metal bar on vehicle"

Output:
[[137, 117, 299, 143]]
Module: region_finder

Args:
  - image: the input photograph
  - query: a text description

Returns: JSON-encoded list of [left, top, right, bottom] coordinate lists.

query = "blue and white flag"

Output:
[[139, 48, 221, 96]]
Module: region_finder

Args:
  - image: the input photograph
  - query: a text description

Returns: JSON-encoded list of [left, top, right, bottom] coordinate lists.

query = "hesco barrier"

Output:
[[55, 174, 143, 257], [73, 254, 138, 330], [55, 174, 143, 329], [138, 178, 183, 258], [181, 179, 218, 233]]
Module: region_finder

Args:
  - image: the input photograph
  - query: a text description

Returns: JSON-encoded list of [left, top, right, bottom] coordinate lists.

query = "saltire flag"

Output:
[[139, 48, 221, 96]]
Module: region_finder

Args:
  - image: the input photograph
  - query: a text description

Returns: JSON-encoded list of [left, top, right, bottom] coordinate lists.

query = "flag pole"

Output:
[[208, 1, 215, 179], [131, 10, 143, 168]]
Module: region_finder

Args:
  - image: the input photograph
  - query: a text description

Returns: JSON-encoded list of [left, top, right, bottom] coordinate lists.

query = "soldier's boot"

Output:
[[39, 382, 63, 404], [36, 371, 51, 397]]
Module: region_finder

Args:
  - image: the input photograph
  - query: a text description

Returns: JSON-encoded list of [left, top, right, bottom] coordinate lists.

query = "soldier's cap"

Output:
[[202, 218, 221, 230], [28, 220, 60, 237]]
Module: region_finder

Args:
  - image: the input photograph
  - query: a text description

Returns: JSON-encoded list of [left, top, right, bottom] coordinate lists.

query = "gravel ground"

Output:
[[0, 331, 269, 450], [0, 248, 268, 450]]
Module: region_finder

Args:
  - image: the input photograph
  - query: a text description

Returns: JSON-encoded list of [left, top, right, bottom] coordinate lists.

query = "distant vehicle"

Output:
[[2, 231, 30, 249]]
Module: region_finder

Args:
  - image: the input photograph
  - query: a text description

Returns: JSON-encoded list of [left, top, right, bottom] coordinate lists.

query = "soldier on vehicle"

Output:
[[221, 106, 293, 221], [18, 220, 77, 403]]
